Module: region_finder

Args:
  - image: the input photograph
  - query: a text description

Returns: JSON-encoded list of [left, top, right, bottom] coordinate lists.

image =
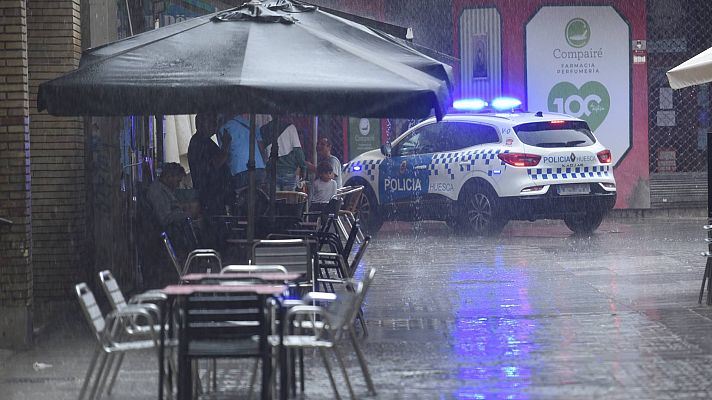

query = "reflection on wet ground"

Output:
[[3, 218, 712, 399]]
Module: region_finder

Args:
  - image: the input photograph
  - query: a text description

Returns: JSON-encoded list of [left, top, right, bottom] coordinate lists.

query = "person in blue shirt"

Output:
[[218, 114, 267, 191]]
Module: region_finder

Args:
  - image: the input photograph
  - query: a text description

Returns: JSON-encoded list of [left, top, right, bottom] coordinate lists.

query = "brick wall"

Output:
[[0, 0, 33, 348], [26, 0, 86, 299]]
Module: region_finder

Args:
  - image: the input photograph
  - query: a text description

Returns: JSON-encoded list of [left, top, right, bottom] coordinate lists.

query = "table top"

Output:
[[161, 284, 288, 296], [181, 272, 302, 282]]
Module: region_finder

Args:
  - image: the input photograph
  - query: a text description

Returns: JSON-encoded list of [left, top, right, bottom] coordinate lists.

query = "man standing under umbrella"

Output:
[[188, 113, 231, 218]]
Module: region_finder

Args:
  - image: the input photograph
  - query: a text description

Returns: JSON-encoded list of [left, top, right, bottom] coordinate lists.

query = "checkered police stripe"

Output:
[[346, 159, 382, 181], [424, 149, 508, 179], [527, 165, 611, 180]]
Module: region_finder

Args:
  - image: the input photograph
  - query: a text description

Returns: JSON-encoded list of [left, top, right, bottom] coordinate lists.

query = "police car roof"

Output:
[[441, 111, 583, 125]]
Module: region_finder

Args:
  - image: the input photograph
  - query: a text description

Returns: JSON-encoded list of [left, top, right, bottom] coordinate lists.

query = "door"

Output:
[[378, 122, 442, 216]]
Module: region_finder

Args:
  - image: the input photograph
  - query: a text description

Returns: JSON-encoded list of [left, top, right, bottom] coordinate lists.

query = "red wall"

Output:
[[452, 0, 649, 208]]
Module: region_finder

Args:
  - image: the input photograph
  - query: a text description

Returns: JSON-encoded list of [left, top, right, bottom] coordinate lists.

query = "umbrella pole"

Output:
[[247, 114, 256, 242], [268, 116, 279, 222]]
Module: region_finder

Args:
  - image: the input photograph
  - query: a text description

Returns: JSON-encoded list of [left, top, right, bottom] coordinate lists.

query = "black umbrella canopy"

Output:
[[38, 0, 453, 119]]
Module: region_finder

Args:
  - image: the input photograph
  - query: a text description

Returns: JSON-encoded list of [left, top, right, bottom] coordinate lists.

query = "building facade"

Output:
[[0, 0, 710, 348]]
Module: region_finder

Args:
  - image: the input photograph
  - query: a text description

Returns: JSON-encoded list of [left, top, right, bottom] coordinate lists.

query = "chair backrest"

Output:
[[183, 249, 223, 275], [221, 264, 288, 275], [341, 222, 361, 262], [161, 232, 183, 277], [339, 185, 363, 213], [317, 196, 343, 230], [324, 282, 363, 334], [184, 291, 266, 342], [252, 239, 311, 277], [347, 235, 370, 277], [345, 267, 376, 330], [75, 283, 106, 341], [98, 270, 128, 311]]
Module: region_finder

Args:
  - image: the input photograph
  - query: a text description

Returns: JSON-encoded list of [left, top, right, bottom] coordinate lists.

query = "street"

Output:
[[3, 216, 712, 399]]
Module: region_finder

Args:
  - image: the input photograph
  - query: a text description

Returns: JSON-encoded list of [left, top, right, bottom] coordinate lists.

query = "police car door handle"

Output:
[[458, 162, 472, 166], [414, 165, 427, 170]]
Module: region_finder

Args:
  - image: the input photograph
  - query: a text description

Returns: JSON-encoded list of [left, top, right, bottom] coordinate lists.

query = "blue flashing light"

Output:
[[491, 97, 522, 111], [352, 165, 362, 171], [453, 98, 488, 111]]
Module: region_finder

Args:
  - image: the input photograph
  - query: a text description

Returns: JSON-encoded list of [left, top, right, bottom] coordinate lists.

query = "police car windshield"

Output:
[[514, 120, 595, 148]]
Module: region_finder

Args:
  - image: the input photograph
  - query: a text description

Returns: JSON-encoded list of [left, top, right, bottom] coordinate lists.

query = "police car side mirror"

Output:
[[380, 143, 392, 157]]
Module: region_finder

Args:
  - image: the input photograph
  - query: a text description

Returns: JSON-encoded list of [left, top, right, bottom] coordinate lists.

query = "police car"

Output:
[[343, 98, 617, 235]]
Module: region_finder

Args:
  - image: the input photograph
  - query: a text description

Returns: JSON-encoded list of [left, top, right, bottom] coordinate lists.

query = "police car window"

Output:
[[446, 122, 499, 151], [395, 123, 442, 156], [514, 121, 595, 148]]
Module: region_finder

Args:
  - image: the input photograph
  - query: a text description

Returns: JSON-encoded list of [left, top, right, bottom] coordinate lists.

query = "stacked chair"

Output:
[[75, 282, 168, 400], [272, 268, 378, 399]]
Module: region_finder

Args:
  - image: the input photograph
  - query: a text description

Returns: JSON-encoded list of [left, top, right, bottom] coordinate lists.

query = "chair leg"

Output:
[[700, 263, 708, 304], [247, 359, 259, 400], [106, 352, 126, 395], [707, 265, 712, 306], [192, 361, 199, 398], [299, 348, 305, 393], [357, 308, 368, 337], [348, 328, 376, 395], [89, 352, 112, 400], [332, 346, 356, 400], [318, 348, 341, 400], [78, 346, 102, 400], [211, 359, 217, 392]]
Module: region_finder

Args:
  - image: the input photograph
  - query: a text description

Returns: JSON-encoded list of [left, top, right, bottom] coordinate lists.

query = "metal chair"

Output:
[[272, 286, 363, 400], [177, 289, 272, 399], [183, 248, 223, 275], [297, 268, 377, 395], [162, 231, 183, 278], [98, 270, 166, 335], [163, 232, 223, 277], [75, 283, 163, 400], [335, 186, 364, 243]]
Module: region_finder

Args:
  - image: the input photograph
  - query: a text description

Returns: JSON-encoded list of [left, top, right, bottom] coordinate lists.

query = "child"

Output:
[[310, 160, 338, 212]]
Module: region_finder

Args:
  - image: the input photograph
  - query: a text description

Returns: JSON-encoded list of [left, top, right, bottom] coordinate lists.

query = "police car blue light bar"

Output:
[[491, 97, 522, 111], [453, 98, 488, 111]]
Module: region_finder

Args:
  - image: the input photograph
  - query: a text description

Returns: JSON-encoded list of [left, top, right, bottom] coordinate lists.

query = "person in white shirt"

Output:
[[309, 160, 338, 212], [306, 137, 342, 188]]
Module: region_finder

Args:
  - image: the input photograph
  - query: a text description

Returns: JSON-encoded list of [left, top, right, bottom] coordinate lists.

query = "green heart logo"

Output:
[[547, 81, 610, 131]]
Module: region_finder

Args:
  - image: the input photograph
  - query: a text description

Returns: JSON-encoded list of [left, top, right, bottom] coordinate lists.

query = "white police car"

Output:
[[343, 98, 617, 235]]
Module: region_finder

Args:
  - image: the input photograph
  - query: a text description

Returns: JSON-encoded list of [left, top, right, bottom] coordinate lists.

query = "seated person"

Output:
[[145, 162, 196, 287], [309, 160, 338, 213]]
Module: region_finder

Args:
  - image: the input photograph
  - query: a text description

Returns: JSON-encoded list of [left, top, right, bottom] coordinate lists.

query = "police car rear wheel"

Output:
[[359, 185, 383, 234], [563, 212, 604, 234], [459, 185, 504, 235]]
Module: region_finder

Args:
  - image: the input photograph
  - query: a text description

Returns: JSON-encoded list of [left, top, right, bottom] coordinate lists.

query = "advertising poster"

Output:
[[348, 118, 381, 160], [526, 6, 630, 165]]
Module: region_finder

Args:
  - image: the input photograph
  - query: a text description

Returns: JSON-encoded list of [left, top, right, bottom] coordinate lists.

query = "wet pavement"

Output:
[[3, 215, 712, 399]]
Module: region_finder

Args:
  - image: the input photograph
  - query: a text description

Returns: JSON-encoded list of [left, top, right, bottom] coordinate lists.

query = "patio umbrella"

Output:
[[667, 47, 712, 89], [37, 0, 453, 240]]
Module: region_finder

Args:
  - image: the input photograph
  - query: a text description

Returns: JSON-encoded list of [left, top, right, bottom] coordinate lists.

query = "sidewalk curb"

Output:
[[608, 207, 707, 220]]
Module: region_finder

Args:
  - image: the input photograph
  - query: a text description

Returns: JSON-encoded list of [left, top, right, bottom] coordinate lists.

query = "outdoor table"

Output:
[[181, 272, 302, 284], [158, 283, 288, 400]]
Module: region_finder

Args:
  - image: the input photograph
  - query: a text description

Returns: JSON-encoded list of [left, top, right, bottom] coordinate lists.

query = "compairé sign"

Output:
[[526, 6, 630, 165]]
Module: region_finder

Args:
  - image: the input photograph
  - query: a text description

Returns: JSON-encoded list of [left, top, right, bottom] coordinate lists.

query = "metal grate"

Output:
[[647, 0, 712, 174]]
